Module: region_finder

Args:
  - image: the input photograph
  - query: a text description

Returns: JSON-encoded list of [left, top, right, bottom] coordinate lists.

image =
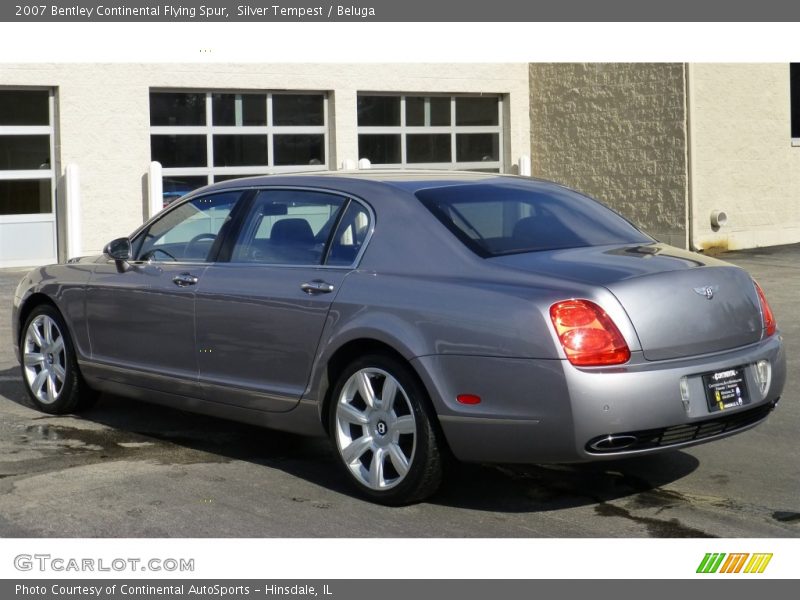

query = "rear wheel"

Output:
[[329, 354, 442, 505], [20, 304, 97, 414]]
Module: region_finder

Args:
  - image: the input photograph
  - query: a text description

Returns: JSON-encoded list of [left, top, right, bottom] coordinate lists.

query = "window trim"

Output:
[[149, 90, 331, 188], [356, 93, 504, 171]]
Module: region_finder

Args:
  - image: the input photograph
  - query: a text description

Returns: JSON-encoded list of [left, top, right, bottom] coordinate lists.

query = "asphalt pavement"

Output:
[[0, 246, 798, 537]]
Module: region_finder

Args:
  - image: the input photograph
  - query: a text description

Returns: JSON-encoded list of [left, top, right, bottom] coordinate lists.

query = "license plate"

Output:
[[702, 366, 750, 412]]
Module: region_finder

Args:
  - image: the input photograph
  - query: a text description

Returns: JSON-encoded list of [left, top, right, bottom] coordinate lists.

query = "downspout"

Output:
[[683, 63, 697, 251]]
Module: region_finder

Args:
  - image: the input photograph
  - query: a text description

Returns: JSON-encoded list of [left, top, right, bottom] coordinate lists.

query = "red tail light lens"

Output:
[[753, 280, 777, 337], [549, 299, 631, 366]]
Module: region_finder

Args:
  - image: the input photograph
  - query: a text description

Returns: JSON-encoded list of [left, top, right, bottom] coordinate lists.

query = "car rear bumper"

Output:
[[413, 333, 786, 464]]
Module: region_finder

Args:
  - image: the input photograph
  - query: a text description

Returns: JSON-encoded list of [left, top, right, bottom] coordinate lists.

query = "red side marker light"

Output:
[[457, 394, 481, 405]]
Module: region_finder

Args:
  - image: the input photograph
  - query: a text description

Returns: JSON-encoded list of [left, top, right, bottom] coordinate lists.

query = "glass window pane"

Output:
[[0, 179, 51, 215], [212, 93, 266, 126], [273, 134, 325, 166], [273, 95, 324, 126], [150, 92, 206, 126], [0, 136, 51, 170], [430, 97, 451, 126], [162, 176, 208, 207], [327, 201, 371, 266], [213, 174, 261, 182], [406, 97, 425, 126], [233, 190, 346, 265], [407, 134, 451, 163], [358, 134, 400, 164], [213, 135, 268, 167], [151, 135, 207, 167], [137, 192, 242, 262], [455, 97, 499, 126], [357, 96, 400, 126], [456, 133, 499, 162], [0, 90, 49, 126]]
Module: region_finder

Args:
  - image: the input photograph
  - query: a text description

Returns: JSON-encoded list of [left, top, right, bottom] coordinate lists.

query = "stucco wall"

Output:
[[687, 63, 800, 251], [529, 63, 688, 248], [0, 63, 530, 258]]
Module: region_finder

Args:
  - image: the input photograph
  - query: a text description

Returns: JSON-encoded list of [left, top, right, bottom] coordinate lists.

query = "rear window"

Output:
[[416, 181, 651, 257]]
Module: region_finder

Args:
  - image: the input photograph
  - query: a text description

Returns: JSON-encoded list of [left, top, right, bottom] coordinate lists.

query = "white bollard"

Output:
[[148, 161, 164, 218], [341, 159, 357, 170], [518, 155, 531, 177], [65, 163, 82, 260], [358, 158, 372, 170]]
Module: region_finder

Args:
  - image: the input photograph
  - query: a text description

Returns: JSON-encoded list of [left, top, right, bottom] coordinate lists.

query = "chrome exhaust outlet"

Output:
[[589, 434, 639, 452]]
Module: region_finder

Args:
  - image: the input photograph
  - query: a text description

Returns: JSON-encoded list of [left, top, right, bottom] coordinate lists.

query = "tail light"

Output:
[[753, 280, 777, 337], [549, 299, 631, 366]]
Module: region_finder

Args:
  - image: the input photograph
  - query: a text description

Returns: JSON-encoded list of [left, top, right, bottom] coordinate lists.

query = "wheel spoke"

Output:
[[356, 371, 377, 409], [29, 324, 45, 349], [53, 363, 66, 382], [31, 369, 47, 398], [388, 444, 410, 477], [50, 336, 64, 356], [338, 403, 369, 425], [24, 352, 45, 367], [393, 415, 415, 435], [369, 447, 386, 488], [380, 376, 398, 412], [43, 319, 54, 345], [341, 435, 373, 464], [46, 372, 57, 403]]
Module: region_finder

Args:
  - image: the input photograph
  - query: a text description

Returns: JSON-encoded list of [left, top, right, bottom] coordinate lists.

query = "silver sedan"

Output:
[[12, 172, 786, 504]]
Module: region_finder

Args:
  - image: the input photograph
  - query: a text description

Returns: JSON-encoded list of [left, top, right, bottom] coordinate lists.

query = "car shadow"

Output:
[[0, 365, 699, 514]]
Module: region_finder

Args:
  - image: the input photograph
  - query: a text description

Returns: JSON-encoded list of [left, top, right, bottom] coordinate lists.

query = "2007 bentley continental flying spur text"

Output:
[[12, 172, 786, 504]]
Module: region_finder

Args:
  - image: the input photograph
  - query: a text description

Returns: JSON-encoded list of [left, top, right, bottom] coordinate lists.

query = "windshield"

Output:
[[416, 181, 652, 257]]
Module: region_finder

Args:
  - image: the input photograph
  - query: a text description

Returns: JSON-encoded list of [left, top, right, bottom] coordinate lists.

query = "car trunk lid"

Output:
[[490, 244, 764, 360]]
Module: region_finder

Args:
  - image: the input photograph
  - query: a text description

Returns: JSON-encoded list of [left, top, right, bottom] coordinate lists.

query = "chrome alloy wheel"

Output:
[[23, 314, 67, 405], [333, 368, 417, 491]]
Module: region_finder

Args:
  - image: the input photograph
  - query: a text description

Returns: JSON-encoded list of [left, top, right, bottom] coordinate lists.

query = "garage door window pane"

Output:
[[151, 135, 207, 167], [358, 96, 401, 126], [456, 133, 499, 162], [407, 134, 451, 163], [0, 179, 51, 215], [0, 136, 51, 170], [406, 97, 425, 127], [358, 134, 401, 164], [213, 135, 268, 167], [273, 95, 324, 126], [150, 92, 206, 126], [0, 90, 49, 126], [212, 93, 267, 126], [274, 134, 325, 166], [456, 97, 499, 126]]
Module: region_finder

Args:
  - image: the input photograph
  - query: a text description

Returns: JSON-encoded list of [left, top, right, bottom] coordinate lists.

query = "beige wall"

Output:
[[687, 63, 800, 251], [530, 63, 688, 248], [0, 63, 531, 257]]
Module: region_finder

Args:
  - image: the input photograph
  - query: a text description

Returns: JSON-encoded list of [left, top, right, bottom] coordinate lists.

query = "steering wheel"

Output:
[[141, 247, 177, 262], [185, 233, 218, 257]]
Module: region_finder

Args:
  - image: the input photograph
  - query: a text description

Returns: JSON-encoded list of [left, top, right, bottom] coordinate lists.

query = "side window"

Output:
[[135, 191, 241, 262], [326, 201, 371, 266], [232, 189, 346, 265]]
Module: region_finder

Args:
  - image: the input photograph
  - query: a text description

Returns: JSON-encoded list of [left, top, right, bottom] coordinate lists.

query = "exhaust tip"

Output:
[[588, 434, 639, 452]]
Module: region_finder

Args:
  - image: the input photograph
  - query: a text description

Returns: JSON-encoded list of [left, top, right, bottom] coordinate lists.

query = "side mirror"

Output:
[[104, 237, 132, 272]]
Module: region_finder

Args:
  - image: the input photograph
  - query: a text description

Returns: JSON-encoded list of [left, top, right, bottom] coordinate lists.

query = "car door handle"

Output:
[[172, 272, 199, 287], [301, 280, 335, 295]]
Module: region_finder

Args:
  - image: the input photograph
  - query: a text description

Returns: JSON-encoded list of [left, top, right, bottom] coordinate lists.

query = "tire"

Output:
[[328, 353, 443, 505], [19, 304, 98, 414]]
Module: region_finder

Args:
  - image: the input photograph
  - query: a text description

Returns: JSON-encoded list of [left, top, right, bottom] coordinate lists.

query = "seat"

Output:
[[512, 214, 578, 249], [270, 218, 315, 246]]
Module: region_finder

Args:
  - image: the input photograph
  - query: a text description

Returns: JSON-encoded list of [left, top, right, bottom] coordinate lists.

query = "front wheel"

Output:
[[20, 304, 97, 414], [329, 354, 443, 505]]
